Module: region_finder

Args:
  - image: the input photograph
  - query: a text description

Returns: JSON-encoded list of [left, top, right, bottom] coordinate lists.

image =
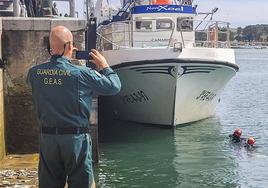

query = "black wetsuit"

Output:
[[229, 134, 246, 143], [244, 144, 256, 151]]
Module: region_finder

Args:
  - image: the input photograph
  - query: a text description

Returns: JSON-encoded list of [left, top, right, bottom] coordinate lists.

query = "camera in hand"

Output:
[[75, 50, 96, 69], [75, 51, 91, 60]]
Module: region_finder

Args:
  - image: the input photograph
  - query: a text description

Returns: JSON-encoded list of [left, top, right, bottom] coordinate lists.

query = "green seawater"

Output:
[[95, 49, 268, 188]]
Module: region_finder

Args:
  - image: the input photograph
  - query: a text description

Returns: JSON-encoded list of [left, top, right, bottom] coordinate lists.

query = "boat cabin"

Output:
[[130, 0, 195, 47], [98, 0, 230, 50]]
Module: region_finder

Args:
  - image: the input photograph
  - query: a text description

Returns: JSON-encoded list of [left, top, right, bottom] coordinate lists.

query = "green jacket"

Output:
[[27, 55, 121, 128]]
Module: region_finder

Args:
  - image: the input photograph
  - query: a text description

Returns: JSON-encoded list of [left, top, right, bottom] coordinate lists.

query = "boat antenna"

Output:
[[195, 7, 218, 30], [210, 7, 218, 20]]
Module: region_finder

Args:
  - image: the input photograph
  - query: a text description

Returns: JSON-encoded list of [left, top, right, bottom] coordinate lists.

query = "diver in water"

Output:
[[229, 128, 256, 151], [244, 137, 256, 150], [229, 128, 246, 143]]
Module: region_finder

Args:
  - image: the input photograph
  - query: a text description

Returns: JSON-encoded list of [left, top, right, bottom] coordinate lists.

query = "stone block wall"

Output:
[[1, 18, 86, 153]]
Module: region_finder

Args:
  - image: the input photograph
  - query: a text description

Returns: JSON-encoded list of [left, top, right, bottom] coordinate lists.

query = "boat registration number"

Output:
[[120, 90, 149, 104], [196, 90, 216, 101]]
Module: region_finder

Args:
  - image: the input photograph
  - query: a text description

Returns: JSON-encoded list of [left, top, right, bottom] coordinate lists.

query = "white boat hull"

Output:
[[101, 58, 238, 126]]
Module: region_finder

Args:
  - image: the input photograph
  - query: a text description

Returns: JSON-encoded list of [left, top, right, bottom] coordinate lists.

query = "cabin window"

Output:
[[156, 19, 173, 30], [135, 0, 150, 5], [177, 17, 193, 31], [136, 21, 152, 30]]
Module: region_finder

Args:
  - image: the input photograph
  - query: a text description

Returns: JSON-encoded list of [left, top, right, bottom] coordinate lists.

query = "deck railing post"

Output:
[[215, 22, 219, 48], [227, 22, 230, 48]]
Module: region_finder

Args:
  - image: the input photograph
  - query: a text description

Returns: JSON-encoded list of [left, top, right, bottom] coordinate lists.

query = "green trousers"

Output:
[[38, 133, 93, 188]]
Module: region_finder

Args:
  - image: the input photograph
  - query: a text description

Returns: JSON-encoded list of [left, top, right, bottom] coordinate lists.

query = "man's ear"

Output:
[[68, 43, 73, 51]]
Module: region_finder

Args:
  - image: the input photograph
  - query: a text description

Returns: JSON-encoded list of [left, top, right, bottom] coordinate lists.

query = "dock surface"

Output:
[[0, 154, 38, 187]]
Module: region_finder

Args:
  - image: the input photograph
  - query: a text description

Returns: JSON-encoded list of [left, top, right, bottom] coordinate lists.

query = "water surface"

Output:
[[96, 49, 268, 188]]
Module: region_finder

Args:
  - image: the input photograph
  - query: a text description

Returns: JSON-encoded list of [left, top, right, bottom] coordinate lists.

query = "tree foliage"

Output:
[[237, 24, 268, 41], [195, 24, 268, 42]]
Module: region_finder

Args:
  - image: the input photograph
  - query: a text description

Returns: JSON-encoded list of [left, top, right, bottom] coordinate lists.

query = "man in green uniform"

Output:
[[27, 26, 121, 188]]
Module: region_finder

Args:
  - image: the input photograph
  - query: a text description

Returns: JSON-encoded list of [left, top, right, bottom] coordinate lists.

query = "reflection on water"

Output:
[[173, 118, 237, 187], [96, 49, 268, 188], [96, 118, 238, 188], [96, 121, 177, 188]]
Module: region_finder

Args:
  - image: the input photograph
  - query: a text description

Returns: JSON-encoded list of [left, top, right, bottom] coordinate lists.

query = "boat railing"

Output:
[[97, 18, 231, 51], [189, 19, 231, 48], [97, 18, 176, 51]]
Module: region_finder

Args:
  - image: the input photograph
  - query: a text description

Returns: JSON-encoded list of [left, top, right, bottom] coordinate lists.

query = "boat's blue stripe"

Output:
[[135, 68, 169, 72], [183, 71, 211, 74], [181, 65, 221, 68], [130, 66, 170, 69], [184, 68, 218, 71], [140, 71, 171, 75]]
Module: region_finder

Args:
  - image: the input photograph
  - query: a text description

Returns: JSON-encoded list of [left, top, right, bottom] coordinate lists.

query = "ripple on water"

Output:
[[96, 49, 268, 188]]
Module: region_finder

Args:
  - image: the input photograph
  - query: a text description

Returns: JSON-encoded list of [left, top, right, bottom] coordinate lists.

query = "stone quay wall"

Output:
[[1, 17, 86, 154]]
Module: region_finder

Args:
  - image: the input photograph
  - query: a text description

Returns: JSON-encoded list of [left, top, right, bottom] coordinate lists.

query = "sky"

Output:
[[56, 0, 268, 27], [194, 0, 268, 27]]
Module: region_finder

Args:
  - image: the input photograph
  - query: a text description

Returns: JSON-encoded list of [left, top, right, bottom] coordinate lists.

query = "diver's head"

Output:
[[247, 137, 255, 146], [233, 128, 242, 138]]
